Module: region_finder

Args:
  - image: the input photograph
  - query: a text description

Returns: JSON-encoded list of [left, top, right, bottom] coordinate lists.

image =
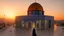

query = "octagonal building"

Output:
[[15, 2, 54, 30]]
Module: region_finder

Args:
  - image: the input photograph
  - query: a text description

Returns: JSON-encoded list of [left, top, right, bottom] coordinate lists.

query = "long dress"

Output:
[[32, 28, 37, 36]]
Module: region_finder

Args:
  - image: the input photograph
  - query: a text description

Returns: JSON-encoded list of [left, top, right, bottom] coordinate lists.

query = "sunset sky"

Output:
[[0, 0, 64, 20]]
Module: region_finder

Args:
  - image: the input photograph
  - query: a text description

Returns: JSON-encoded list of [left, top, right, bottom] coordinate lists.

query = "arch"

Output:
[[27, 21, 35, 29]]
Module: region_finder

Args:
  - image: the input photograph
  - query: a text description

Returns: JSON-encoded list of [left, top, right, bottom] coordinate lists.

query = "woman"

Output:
[[32, 28, 37, 36]]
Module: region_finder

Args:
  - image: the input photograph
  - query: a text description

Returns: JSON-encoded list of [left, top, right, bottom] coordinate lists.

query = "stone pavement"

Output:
[[0, 26, 64, 36]]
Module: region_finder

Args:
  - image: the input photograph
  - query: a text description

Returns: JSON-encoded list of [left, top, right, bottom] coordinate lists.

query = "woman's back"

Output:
[[32, 28, 37, 36]]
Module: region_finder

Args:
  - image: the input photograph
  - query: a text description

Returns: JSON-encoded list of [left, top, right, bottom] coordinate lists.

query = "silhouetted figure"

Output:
[[32, 28, 37, 36]]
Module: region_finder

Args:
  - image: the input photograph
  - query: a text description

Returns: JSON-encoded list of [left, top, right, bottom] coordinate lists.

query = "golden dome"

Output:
[[28, 2, 43, 11]]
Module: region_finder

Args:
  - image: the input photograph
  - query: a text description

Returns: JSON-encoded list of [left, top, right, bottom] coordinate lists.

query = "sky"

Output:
[[0, 0, 64, 20]]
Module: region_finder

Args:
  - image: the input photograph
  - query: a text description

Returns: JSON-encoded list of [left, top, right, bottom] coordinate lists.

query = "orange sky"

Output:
[[0, 0, 64, 20]]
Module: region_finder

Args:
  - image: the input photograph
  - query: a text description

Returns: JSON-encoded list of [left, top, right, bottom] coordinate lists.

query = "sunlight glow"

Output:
[[54, 24, 57, 32], [3, 9, 16, 19], [5, 12, 15, 19]]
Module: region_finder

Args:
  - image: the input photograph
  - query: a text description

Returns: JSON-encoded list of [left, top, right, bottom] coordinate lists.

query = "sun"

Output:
[[4, 12, 15, 19], [3, 8, 16, 19]]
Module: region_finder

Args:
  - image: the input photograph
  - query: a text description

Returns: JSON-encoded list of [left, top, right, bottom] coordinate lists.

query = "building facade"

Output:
[[15, 2, 54, 30]]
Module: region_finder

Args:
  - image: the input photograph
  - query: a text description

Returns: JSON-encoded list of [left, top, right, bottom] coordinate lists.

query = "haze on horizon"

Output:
[[0, 0, 64, 20]]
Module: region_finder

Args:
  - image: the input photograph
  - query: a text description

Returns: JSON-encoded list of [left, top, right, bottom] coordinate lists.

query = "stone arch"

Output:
[[27, 21, 35, 29]]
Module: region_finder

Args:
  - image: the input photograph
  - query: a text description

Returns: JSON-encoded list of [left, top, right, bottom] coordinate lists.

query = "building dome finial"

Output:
[[35, 0, 36, 2]]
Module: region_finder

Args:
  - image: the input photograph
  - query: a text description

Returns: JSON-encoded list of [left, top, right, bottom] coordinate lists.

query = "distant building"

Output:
[[0, 18, 4, 23], [15, 2, 54, 30]]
